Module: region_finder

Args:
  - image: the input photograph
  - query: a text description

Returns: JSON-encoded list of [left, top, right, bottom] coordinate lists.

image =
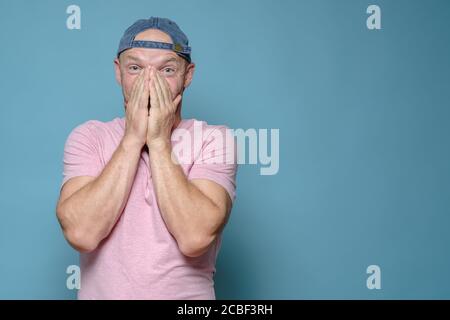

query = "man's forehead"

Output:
[[120, 48, 181, 64]]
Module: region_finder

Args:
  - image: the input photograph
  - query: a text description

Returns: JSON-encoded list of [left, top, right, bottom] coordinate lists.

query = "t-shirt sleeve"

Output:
[[188, 125, 238, 203], [60, 121, 103, 189]]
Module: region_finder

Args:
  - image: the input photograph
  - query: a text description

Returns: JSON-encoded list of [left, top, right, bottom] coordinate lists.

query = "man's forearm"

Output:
[[58, 136, 143, 251], [148, 140, 221, 256]]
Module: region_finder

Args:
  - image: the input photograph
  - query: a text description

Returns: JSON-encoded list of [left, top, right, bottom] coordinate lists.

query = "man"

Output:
[[56, 17, 237, 299]]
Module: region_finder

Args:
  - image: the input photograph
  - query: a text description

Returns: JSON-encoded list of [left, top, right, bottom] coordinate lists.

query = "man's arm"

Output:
[[57, 136, 142, 252], [148, 141, 232, 258], [56, 67, 151, 253], [146, 66, 233, 258]]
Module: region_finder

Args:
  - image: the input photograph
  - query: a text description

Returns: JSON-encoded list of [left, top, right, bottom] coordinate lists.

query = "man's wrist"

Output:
[[121, 135, 144, 153], [147, 138, 171, 153]]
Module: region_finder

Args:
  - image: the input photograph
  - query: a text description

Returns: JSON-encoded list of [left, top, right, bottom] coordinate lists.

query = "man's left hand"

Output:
[[146, 66, 182, 148]]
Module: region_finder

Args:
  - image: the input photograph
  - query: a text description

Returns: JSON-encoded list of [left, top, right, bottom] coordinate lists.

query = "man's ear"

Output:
[[114, 58, 122, 86], [183, 62, 195, 89]]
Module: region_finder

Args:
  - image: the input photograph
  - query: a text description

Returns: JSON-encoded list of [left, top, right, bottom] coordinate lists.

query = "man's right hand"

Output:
[[123, 66, 150, 148]]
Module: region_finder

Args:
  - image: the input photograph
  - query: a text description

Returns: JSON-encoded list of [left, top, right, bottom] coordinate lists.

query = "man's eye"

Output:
[[161, 67, 176, 75], [128, 65, 141, 72]]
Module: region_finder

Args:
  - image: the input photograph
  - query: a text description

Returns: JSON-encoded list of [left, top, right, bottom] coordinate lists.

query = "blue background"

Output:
[[1, 0, 449, 299]]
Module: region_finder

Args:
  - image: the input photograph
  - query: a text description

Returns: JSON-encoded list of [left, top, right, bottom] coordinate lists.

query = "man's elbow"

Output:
[[56, 204, 100, 253], [64, 228, 100, 253], [177, 208, 229, 258], [178, 233, 217, 258]]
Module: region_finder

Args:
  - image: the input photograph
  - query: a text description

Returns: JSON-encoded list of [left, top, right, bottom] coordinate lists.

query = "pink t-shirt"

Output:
[[60, 117, 237, 299]]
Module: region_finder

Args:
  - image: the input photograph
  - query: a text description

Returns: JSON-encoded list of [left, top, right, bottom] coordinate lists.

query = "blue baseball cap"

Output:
[[117, 17, 192, 63]]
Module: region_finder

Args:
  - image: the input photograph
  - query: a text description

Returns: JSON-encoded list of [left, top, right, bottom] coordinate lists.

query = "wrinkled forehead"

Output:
[[119, 47, 182, 67]]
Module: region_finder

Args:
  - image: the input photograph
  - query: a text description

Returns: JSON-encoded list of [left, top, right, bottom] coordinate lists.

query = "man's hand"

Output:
[[146, 66, 182, 148], [124, 66, 151, 148]]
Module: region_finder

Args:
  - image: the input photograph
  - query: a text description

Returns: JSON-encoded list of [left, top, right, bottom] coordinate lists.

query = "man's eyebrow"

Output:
[[158, 57, 180, 65], [122, 55, 143, 62]]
